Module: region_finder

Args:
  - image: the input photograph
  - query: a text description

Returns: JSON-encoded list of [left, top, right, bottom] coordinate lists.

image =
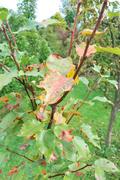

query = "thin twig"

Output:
[[6, 21, 18, 49], [0, 144, 34, 162], [48, 0, 108, 128], [68, 0, 81, 56], [1, 22, 37, 110], [22, 79, 36, 110], [67, 78, 99, 124], [47, 105, 56, 129], [2, 23, 20, 70], [0, 63, 10, 72], [54, 0, 108, 106], [48, 164, 92, 178], [73, 0, 108, 79]]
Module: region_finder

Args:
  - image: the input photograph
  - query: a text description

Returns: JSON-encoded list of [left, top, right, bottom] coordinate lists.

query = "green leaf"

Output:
[[107, 79, 118, 89], [14, 20, 37, 33], [62, 141, 77, 162], [47, 54, 73, 75], [64, 173, 80, 180], [0, 70, 18, 91], [54, 125, 68, 138], [96, 47, 120, 56], [18, 70, 44, 77], [80, 76, 89, 86], [108, 11, 120, 19], [92, 64, 101, 73], [73, 136, 91, 161], [81, 124, 100, 149], [93, 96, 113, 105], [0, 8, 8, 21], [20, 120, 42, 138], [36, 129, 55, 157], [0, 112, 16, 131], [95, 158, 119, 180], [0, 43, 10, 57]]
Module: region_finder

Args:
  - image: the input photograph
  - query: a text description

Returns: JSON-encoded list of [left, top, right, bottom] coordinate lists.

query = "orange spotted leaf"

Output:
[[8, 166, 18, 176], [59, 130, 74, 142], [38, 72, 73, 104]]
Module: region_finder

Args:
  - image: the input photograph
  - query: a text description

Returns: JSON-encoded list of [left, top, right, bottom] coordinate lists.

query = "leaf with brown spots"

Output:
[[8, 166, 18, 176], [38, 71, 73, 104]]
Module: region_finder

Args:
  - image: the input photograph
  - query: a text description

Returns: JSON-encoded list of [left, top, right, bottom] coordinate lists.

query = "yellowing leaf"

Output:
[[76, 43, 96, 58], [0, 8, 8, 21], [47, 54, 73, 76], [96, 46, 120, 56], [80, 28, 106, 36], [38, 72, 73, 104], [54, 112, 66, 124], [67, 66, 79, 84]]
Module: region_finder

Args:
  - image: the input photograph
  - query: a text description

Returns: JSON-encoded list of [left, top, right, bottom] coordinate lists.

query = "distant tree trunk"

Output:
[[105, 72, 120, 146]]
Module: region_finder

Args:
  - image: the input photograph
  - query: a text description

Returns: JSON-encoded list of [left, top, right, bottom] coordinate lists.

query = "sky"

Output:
[[0, 0, 62, 22]]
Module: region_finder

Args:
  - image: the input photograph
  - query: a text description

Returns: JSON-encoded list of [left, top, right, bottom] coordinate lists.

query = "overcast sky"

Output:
[[0, 0, 61, 22]]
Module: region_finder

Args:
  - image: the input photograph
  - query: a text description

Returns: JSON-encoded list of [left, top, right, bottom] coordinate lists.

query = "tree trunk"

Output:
[[105, 72, 120, 147]]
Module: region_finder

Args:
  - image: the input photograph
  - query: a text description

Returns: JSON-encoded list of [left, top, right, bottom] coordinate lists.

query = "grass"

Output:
[[65, 82, 120, 179]]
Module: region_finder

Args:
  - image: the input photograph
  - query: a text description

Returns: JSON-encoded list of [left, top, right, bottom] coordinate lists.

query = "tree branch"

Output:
[[47, 104, 56, 129], [48, 164, 92, 178], [0, 144, 34, 162], [67, 77, 99, 124], [48, 0, 108, 128], [73, 0, 108, 79], [6, 21, 18, 49], [68, 0, 81, 56], [0, 63, 10, 72], [1, 23, 20, 70], [1, 22, 37, 110]]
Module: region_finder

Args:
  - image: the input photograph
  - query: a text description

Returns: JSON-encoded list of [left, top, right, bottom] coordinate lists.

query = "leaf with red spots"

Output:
[[41, 169, 47, 175], [19, 144, 29, 150], [50, 152, 57, 161], [59, 130, 74, 142], [8, 166, 18, 176], [38, 71, 73, 104]]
